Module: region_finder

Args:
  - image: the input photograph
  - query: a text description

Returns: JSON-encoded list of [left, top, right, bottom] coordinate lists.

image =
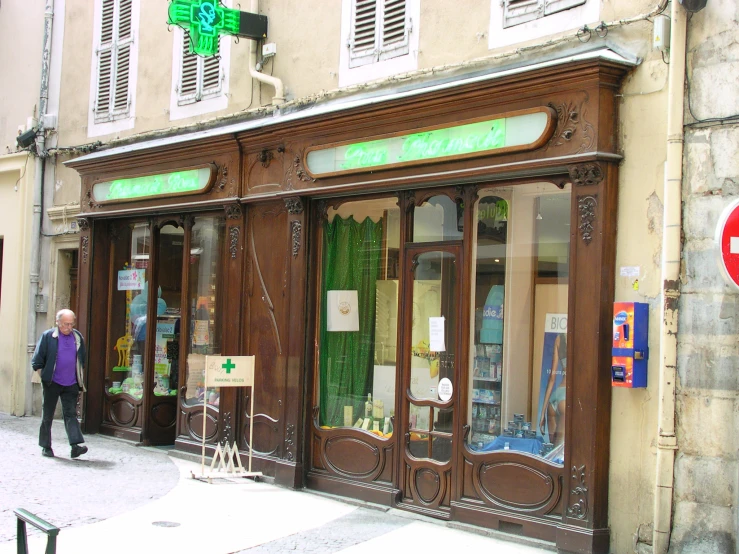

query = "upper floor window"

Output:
[[178, 30, 223, 105], [349, 0, 410, 68], [489, 0, 597, 49], [88, 0, 139, 137], [94, 0, 134, 122], [339, 0, 419, 88], [169, 26, 231, 121]]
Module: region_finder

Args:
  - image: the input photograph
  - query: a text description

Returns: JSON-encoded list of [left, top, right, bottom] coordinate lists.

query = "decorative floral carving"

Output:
[[285, 423, 295, 462], [284, 197, 304, 215], [81, 236, 89, 264], [229, 227, 240, 258], [224, 204, 242, 219], [222, 412, 233, 446], [291, 221, 301, 258], [257, 149, 274, 168], [569, 163, 605, 187], [578, 195, 598, 245], [217, 165, 229, 190], [567, 465, 589, 520], [77, 218, 90, 231], [547, 95, 595, 153], [295, 155, 315, 183]]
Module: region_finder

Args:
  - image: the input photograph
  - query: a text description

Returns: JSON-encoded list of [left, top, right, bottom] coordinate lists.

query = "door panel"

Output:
[[399, 244, 462, 516]]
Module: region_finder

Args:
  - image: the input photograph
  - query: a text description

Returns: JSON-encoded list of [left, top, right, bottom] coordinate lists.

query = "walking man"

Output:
[[32, 309, 88, 458]]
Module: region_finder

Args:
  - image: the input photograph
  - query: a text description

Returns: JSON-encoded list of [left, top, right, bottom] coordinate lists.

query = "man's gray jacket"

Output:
[[31, 327, 87, 391]]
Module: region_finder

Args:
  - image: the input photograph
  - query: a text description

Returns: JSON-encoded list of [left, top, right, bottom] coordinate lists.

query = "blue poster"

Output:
[[536, 314, 567, 451]]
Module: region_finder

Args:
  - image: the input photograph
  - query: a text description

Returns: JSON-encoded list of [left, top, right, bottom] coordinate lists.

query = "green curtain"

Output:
[[319, 215, 383, 427]]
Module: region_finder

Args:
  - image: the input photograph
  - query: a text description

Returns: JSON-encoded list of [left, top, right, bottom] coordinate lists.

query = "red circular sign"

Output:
[[716, 199, 739, 290]]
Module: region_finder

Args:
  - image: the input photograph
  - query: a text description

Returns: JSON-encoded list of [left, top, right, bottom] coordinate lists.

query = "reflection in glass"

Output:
[[152, 224, 183, 398], [468, 184, 570, 464], [413, 195, 463, 243], [105, 222, 149, 404], [184, 217, 225, 406], [408, 407, 453, 463], [318, 198, 400, 434]]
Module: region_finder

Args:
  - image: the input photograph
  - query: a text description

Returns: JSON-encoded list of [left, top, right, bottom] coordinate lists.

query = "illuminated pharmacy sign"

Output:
[[92, 166, 215, 203], [305, 107, 555, 177], [167, 0, 268, 57]]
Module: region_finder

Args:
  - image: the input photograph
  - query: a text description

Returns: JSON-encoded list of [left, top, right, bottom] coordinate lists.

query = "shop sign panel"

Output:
[[205, 355, 254, 387]]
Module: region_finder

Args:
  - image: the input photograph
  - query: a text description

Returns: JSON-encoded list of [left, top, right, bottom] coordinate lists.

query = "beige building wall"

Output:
[[0, 154, 35, 415], [52, 1, 688, 551]]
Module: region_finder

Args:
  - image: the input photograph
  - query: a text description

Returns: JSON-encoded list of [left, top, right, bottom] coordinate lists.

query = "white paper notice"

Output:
[[429, 317, 446, 352]]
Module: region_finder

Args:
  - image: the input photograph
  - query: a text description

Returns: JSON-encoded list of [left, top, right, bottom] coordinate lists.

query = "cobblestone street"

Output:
[[0, 413, 553, 553]]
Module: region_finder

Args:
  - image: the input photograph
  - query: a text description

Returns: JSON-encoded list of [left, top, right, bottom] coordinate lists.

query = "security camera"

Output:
[[679, 0, 708, 12], [16, 128, 37, 149]]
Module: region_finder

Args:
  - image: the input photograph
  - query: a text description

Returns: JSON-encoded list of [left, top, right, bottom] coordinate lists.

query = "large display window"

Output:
[[468, 183, 570, 463], [317, 197, 400, 435]]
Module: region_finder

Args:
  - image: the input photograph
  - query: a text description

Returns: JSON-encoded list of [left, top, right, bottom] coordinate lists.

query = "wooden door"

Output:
[[398, 242, 463, 517]]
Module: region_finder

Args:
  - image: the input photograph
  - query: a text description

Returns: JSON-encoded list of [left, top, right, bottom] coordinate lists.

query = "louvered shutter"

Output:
[[544, 0, 586, 15], [378, 0, 409, 61], [349, 0, 378, 68], [95, 0, 115, 117], [179, 30, 199, 102], [503, 0, 544, 28], [201, 41, 222, 96], [113, 0, 133, 114], [95, 0, 133, 121]]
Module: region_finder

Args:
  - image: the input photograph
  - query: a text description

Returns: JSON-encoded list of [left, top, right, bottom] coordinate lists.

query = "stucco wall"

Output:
[[0, 1, 45, 152], [675, 2, 739, 552]]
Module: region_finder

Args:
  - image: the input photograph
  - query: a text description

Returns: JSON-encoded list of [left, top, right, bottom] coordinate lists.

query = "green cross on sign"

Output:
[[222, 358, 236, 374], [168, 0, 268, 57]]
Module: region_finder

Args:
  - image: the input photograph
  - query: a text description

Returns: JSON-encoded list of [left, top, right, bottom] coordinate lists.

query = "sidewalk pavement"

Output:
[[0, 414, 556, 553]]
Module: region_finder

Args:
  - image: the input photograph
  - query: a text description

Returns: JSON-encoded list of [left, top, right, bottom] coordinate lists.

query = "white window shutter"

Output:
[[378, 0, 409, 61], [349, 0, 378, 68], [503, 0, 544, 28], [113, 43, 131, 111], [545, 0, 586, 15], [201, 46, 222, 94], [95, 0, 133, 121], [96, 49, 112, 114], [180, 30, 199, 101]]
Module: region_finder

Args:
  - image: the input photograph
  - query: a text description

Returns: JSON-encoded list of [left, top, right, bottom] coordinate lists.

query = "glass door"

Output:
[[399, 243, 462, 516]]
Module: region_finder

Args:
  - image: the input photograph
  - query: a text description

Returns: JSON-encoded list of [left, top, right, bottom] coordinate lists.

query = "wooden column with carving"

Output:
[[76, 217, 99, 433], [275, 195, 308, 487], [557, 161, 618, 554], [221, 203, 245, 446]]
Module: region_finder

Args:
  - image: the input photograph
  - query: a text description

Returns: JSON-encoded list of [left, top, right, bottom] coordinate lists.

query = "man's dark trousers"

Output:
[[39, 381, 84, 448]]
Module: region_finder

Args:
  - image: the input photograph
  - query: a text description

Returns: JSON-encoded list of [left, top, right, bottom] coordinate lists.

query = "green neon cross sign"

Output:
[[168, 0, 268, 57], [222, 358, 236, 374]]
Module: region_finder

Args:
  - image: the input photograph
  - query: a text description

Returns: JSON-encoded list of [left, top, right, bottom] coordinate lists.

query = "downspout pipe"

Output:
[[248, 0, 285, 105], [22, 0, 54, 415], [653, 1, 687, 552]]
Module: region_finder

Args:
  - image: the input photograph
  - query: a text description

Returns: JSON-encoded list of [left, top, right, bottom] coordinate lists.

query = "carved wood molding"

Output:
[[77, 218, 90, 232], [224, 204, 242, 219], [291, 221, 302, 258], [577, 195, 598, 245], [229, 227, 240, 259], [81, 236, 89, 264], [285, 423, 295, 462], [567, 465, 589, 520], [547, 94, 595, 153], [249, 230, 283, 354], [217, 164, 229, 190], [569, 163, 605, 187], [222, 411, 233, 446], [285, 150, 316, 190], [284, 197, 304, 215]]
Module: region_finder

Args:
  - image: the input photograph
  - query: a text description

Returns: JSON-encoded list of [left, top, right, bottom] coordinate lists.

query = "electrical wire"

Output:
[[13, 152, 31, 191]]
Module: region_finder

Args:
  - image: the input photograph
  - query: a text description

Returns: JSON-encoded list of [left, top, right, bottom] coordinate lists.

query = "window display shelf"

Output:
[[472, 399, 500, 406], [472, 377, 501, 383]]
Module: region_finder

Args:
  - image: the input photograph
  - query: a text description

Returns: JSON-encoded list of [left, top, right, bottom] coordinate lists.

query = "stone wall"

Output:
[[675, 2, 739, 552]]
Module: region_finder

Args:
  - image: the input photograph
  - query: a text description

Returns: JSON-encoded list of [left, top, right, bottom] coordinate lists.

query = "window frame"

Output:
[[88, 0, 140, 137]]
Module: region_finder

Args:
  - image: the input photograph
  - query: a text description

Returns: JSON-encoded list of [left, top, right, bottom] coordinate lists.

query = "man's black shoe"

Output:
[[42, 448, 54, 457], [71, 445, 88, 459]]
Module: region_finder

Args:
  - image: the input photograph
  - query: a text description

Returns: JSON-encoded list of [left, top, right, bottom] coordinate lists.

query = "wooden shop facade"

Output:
[[68, 51, 632, 553]]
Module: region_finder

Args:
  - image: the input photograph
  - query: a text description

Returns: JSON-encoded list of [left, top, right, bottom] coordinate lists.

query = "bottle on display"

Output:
[[364, 393, 373, 429]]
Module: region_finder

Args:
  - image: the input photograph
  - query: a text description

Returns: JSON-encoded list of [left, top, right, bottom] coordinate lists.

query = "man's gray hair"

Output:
[[56, 309, 76, 324]]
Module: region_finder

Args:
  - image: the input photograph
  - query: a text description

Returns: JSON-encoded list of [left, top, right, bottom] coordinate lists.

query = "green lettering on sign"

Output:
[[305, 109, 554, 177], [92, 167, 213, 203]]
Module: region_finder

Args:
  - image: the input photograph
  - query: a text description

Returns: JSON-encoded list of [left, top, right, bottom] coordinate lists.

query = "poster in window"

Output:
[[536, 314, 567, 447]]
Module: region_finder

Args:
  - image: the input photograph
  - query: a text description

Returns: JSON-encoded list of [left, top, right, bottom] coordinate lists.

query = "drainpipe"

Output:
[[248, 0, 285, 105], [653, 1, 687, 552], [21, 0, 54, 415]]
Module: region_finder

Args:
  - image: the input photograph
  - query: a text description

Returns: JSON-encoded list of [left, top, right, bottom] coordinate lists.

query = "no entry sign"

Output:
[[716, 199, 739, 290]]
